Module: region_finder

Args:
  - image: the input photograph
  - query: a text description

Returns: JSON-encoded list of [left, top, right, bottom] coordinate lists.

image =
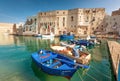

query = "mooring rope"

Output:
[[86, 73, 98, 81], [90, 65, 111, 79], [77, 70, 84, 81]]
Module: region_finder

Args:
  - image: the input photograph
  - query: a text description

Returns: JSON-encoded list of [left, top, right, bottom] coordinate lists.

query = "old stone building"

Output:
[[67, 8, 105, 36], [0, 23, 16, 35], [37, 10, 68, 35], [23, 16, 37, 35], [112, 8, 120, 16], [23, 8, 105, 36], [98, 8, 120, 36]]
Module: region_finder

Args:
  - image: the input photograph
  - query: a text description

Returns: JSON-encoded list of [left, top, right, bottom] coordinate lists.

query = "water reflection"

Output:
[[0, 35, 67, 81], [0, 34, 15, 45], [0, 35, 116, 81], [31, 61, 68, 81], [20, 36, 59, 52], [7, 35, 60, 52]]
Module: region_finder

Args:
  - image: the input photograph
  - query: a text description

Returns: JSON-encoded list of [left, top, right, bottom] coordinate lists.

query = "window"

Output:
[[44, 12, 46, 15], [86, 16, 89, 22], [57, 17, 59, 21], [57, 11, 59, 14], [40, 13, 42, 15], [29, 26, 32, 31], [35, 19, 37, 24], [63, 23, 65, 27], [114, 22, 117, 26], [71, 16, 74, 21], [30, 19, 33, 24], [92, 17, 95, 21], [63, 17, 65, 22], [84, 31, 87, 34], [63, 12, 65, 14], [86, 28, 88, 30]]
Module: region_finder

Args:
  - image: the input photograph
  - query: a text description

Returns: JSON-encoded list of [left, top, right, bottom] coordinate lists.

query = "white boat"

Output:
[[42, 33, 54, 38], [33, 34, 42, 37]]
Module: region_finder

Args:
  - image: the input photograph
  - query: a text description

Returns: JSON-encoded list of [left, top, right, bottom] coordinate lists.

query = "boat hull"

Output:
[[51, 45, 91, 64], [40, 64, 76, 77], [33, 34, 42, 37], [42, 34, 54, 38], [70, 40, 94, 47], [60, 35, 74, 40], [31, 50, 77, 77]]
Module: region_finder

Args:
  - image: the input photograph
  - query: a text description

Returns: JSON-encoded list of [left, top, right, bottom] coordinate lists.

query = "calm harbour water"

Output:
[[0, 35, 116, 81]]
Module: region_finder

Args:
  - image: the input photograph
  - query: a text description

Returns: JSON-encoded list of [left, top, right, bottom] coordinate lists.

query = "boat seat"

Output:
[[41, 54, 57, 62], [49, 61, 61, 68]]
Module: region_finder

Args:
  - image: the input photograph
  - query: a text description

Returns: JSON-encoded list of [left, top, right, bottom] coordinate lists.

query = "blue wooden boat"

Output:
[[70, 39, 94, 47], [60, 34, 74, 40], [31, 49, 89, 77]]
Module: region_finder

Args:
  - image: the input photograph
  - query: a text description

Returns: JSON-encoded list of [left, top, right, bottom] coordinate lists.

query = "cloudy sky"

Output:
[[0, 0, 120, 23]]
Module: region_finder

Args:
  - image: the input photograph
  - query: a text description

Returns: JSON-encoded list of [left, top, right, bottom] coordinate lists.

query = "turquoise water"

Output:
[[0, 35, 115, 81], [118, 63, 120, 81]]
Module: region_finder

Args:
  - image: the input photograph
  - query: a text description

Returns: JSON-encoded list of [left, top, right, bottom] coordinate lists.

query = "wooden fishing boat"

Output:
[[50, 45, 91, 64], [31, 49, 89, 77], [60, 41, 75, 48]]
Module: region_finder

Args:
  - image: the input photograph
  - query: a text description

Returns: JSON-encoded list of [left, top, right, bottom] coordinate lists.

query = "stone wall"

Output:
[[108, 41, 120, 80], [0, 23, 14, 34]]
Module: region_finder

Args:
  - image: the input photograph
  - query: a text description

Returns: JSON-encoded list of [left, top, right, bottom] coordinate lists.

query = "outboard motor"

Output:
[[72, 47, 79, 58], [39, 50, 43, 54]]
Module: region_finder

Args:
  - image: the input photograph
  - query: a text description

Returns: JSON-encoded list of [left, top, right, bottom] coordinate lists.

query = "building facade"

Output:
[[112, 8, 120, 16], [67, 8, 105, 36], [23, 8, 105, 36], [97, 8, 120, 36], [23, 16, 37, 35], [37, 10, 68, 35], [0, 23, 16, 35]]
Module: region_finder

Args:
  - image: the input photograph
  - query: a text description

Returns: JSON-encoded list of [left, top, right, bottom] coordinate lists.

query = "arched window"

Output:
[[35, 19, 37, 24], [63, 17, 65, 27], [29, 26, 32, 31], [30, 19, 33, 24], [71, 16, 74, 21]]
